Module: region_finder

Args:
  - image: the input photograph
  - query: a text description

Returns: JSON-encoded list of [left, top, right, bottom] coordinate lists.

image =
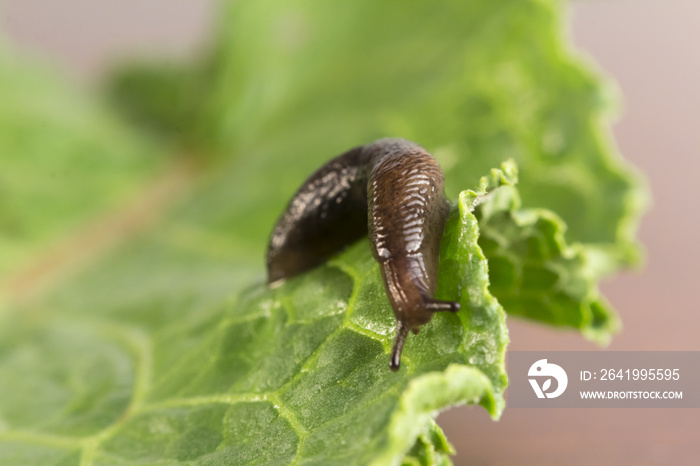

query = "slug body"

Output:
[[267, 139, 459, 371]]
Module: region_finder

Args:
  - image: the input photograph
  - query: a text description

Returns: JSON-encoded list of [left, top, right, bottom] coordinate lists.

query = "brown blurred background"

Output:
[[2, 0, 698, 464]]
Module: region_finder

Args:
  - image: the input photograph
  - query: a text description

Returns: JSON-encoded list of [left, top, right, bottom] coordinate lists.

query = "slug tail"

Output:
[[389, 321, 411, 372]]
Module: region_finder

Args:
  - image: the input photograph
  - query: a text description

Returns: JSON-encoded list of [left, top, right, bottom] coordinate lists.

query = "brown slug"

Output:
[[266, 138, 459, 371]]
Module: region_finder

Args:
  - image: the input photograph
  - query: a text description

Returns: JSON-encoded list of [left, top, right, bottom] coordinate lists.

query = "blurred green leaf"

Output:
[[112, 0, 647, 271], [0, 45, 167, 281]]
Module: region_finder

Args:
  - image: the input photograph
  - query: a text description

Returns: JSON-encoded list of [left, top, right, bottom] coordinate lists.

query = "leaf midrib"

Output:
[[0, 157, 198, 306]]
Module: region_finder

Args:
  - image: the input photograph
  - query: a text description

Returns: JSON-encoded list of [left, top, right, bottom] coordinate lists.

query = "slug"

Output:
[[266, 138, 459, 371]]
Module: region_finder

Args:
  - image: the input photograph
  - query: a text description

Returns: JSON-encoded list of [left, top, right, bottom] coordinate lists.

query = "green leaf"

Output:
[[476, 183, 620, 341], [0, 45, 167, 283], [0, 0, 647, 464], [0, 164, 513, 465], [1, 152, 614, 463], [402, 420, 454, 466]]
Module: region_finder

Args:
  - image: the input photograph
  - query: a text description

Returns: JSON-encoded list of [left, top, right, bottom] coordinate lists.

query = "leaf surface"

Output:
[[0, 165, 515, 465]]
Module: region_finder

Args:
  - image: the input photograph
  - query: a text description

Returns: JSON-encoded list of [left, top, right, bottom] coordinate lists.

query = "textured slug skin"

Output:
[[266, 139, 459, 370], [266, 145, 372, 284]]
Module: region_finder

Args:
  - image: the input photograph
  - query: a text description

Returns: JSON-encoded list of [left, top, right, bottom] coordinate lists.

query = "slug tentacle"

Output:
[[424, 297, 461, 313], [266, 138, 458, 371], [390, 320, 411, 372]]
